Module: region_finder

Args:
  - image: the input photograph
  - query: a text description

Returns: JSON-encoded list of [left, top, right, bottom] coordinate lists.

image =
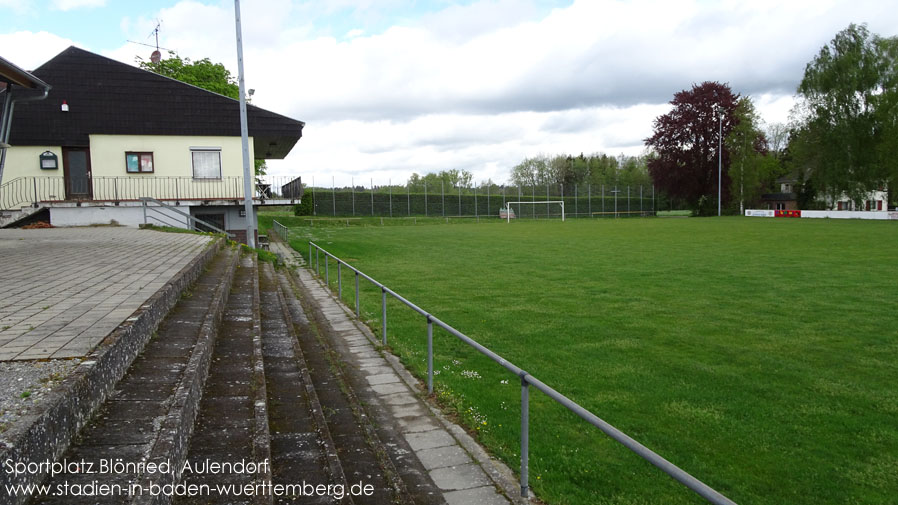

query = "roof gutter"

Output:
[[0, 56, 52, 187]]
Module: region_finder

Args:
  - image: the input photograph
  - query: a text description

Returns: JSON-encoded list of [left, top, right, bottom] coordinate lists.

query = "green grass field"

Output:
[[260, 213, 898, 505]]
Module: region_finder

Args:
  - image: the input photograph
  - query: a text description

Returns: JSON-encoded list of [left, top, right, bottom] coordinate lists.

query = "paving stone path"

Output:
[[0, 228, 211, 360]]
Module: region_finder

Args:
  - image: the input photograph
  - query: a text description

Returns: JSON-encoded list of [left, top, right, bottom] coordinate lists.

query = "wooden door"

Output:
[[63, 147, 92, 200]]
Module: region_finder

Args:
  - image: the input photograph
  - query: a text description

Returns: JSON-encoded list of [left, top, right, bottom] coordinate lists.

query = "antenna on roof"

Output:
[[149, 20, 162, 63], [127, 20, 173, 62]]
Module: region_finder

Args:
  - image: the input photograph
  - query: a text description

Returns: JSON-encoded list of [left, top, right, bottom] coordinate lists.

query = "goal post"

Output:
[[505, 201, 565, 222]]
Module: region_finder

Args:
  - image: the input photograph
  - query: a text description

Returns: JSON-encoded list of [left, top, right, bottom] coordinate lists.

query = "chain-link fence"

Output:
[[308, 182, 655, 218]]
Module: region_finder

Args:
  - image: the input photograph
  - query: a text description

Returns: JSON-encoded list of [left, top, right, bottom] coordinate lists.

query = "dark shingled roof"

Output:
[[7, 46, 304, 159]]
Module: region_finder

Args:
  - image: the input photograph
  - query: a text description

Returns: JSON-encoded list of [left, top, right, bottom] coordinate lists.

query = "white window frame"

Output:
[[191, 147, 222, 180]]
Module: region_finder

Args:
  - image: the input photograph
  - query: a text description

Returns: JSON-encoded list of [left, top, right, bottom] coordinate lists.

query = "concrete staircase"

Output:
[[23, 246, 443, 505], [0, 206, 47, 228]]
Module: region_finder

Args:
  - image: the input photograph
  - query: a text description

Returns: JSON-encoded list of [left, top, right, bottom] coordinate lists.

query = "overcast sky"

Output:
[[4, 0, 897, 186]]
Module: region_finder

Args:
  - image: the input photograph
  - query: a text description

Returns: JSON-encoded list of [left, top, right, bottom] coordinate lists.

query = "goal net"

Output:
[[504, 201, 565, 222]]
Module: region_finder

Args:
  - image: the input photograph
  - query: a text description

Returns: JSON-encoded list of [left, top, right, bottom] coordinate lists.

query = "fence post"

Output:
[[521, 373, 530, 498], [427, 316, 433, 394], [325, 255, 329, 286], [309, 242, 312, 266], [355, 272, 360, 317], [352, 177, 355, 216], [475, 185, 479, 218], [338, 262, 342, 298], [441, 181, 445, 217], [316, 248, 319, 276], [390, 182, 393, 218], [32, 178, 38, 207], [381, 288, 387, 345]]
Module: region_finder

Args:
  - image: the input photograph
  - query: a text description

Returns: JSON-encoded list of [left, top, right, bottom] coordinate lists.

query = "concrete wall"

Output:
[[48, 203, 254, 229], [49, 203, 259, 244], [800, 210, 896, 220], [746, 209, 898, 220], [48, 205, 195, 228]]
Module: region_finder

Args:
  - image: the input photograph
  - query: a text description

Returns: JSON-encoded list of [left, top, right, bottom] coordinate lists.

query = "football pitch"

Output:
[[262, 214, 898, 505]]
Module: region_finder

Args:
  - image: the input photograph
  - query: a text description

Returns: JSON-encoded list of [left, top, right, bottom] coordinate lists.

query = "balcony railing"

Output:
[[0, 175, 302, 211]]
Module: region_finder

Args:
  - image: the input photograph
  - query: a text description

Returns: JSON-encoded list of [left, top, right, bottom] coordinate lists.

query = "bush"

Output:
[[294, 193, 313, 216]]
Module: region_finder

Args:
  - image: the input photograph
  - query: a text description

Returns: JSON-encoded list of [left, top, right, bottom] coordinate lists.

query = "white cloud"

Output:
[[52, 0, 106, 11], [11, 0, 898, 185], [0, 31, 78, 70], [265, 103, 670, 187]]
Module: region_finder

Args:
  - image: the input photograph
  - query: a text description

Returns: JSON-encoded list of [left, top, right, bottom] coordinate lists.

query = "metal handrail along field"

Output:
[[307, 241, 737, 505]]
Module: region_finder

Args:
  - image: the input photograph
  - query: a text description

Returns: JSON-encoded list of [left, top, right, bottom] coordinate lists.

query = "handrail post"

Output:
[[32, 178, 38, 207], [316, 247, 320, 276], [427, 316, 434, 394], [309, 242, 312, 266], [142, 199, 147, 225], [338, 262, 342, 298], [521, 373, 530, 498], [355, 272, 360, 317], [381, 287, 387, 345], [325, 254, 329, 287]]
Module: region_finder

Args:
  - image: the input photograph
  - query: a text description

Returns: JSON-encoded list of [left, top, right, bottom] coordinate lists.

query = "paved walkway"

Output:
[[271, 238, 521, 505], [0, 227, 211, 360]]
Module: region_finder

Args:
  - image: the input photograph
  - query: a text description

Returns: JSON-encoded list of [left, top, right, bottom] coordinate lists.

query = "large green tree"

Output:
[[138, 51, 239, 98], [792, 24, 898, 206]]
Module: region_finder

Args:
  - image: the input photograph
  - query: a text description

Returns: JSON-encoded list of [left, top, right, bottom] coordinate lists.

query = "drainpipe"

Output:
[[0, 83, 51, 187]]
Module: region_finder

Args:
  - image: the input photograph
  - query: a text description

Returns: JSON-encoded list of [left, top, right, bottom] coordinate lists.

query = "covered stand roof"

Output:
[[8, 47, 303, 159]]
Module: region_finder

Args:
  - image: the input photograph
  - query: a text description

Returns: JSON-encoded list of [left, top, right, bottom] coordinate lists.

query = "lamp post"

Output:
[[234, 0, 255, 247], [718, 111, 722, 217]]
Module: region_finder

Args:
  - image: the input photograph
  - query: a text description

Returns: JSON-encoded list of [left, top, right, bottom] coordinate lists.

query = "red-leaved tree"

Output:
[[645, 82, 739, 214]]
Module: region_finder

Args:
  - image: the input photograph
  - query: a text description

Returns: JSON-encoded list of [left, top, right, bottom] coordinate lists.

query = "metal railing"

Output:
[[308, 241, 737, 504], [1, 175, 303, 211], [140, 197, 234, 237], [271, 220, 288, 242]]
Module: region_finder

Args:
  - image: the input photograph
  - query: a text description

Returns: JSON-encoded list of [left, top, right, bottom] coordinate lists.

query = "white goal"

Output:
[[505, 201, 565, 222]]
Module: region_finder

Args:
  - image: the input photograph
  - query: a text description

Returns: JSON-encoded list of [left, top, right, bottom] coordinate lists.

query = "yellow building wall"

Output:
[[88, 134, 253, 178], [2, 135, 253, 181], [3, 146, 62, 182]]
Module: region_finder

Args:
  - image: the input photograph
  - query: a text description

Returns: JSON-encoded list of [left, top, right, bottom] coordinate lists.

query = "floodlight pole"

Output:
[[234, 0, 255, 248]]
